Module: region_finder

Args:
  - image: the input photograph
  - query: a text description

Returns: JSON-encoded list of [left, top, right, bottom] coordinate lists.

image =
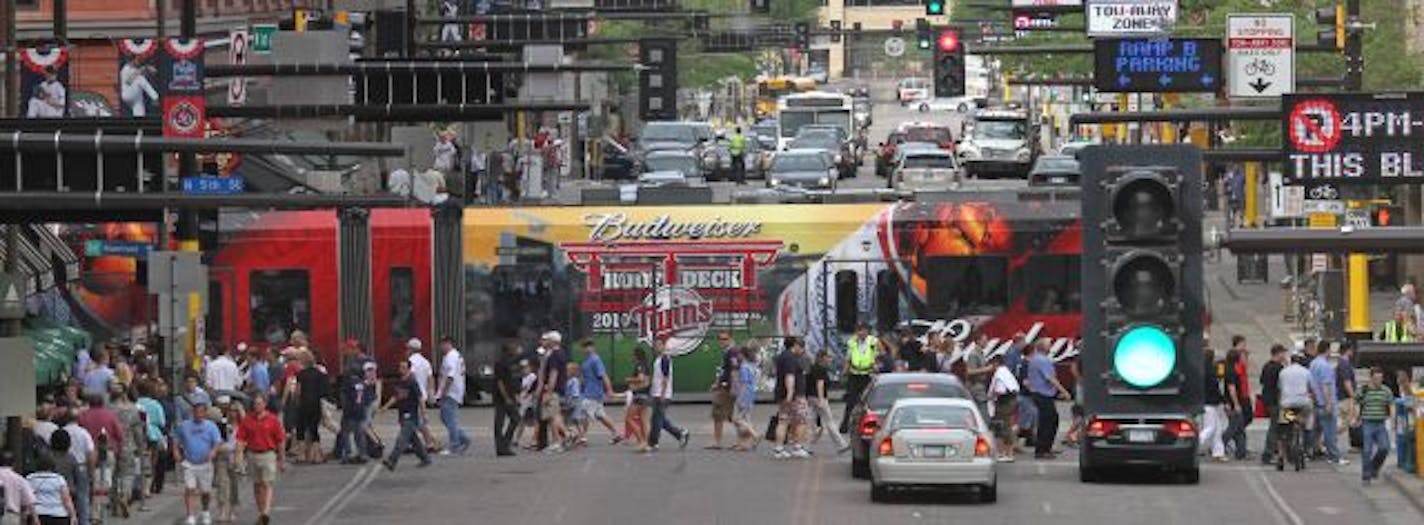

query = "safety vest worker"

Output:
[[1380, 318, 1415, 343], [728, 129, 747, 156], [847, 330, 878, 375]]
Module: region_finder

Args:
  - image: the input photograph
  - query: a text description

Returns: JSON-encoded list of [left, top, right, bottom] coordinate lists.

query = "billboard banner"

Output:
[[20, 45, 70, 119], [118, 38, 162, 118], [462, 202, 1082, 390]]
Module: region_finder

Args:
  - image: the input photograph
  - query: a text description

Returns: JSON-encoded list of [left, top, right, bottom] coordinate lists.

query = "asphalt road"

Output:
[[132, 403, 1421, 525]]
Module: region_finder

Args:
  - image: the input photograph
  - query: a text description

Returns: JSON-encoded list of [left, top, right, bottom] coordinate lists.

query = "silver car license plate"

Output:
[[1050, 176, 1067, 184], [1127, 429, 1155, 443], [922, 445, 946, 458]]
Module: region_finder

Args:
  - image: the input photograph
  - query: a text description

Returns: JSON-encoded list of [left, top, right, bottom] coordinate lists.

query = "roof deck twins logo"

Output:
[[631, 286, 715, 356]]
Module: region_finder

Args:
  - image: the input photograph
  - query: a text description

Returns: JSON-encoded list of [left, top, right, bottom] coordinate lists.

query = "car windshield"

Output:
[[645, 156, 698, 174], [903, 155, 955, 169], [773, 154, 829, 172], [642, 124, 697, 143], [790, 135, 838, 151], [1036, 157, 1079, 171], [890, 405, 979, 430], [900, 78, 928, 89], [904, 127, 952, 144], [973, 120, 1026, 140], [868, 381, 969, 410], [753, 124, 777, 137]]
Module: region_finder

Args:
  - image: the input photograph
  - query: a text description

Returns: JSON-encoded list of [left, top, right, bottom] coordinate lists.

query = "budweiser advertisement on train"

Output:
[[462, 199, 1082, 391]]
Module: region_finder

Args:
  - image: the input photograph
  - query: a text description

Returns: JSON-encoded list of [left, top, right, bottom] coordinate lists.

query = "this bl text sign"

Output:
[[1282, 93, 1424, 184]]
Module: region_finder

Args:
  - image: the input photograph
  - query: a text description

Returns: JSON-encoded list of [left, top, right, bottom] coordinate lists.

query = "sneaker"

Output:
[[382, 459, 396, 471], [1363, 477, 1372, 486], [611, 436, 625, 445], [1333, 458, 1351, 466], [678, 430, 691, 450], [200, 511, 212, 525], [544, 444, 565, 454], [773, 449, 791, 460], [185, 516, 197, 525], [438, 450, 453, 456], [418, 459, 433, 468], [790, 448, 811, 459]]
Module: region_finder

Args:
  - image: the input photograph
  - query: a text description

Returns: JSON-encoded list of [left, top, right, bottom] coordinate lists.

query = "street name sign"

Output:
[[1282, 93, 1424, 184], [252, 24, 276, 54], [1227, 14, 1293, 99], [1086, 0, 1177, 37], [1093, 38, 1222, 92], [182, 176, 246, 194]]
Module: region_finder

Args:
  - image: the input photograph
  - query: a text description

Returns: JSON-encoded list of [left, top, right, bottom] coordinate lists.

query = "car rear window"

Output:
[[889, 405, 978, 430], [904, 127, 952, 144], [868, 381, 969, 410]]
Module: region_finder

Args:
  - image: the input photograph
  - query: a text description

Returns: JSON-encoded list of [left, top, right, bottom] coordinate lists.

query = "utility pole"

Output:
[[3, 0, 15, 117]]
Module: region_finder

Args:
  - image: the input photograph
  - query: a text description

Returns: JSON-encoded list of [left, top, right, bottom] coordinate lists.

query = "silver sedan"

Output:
[[869, 397, 999, 503]]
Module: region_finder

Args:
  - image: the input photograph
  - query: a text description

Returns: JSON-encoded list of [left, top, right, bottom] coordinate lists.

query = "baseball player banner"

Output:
[[117, 38, 162, 118], [20, 45, 70, 119], [160, 38, 206, 138]]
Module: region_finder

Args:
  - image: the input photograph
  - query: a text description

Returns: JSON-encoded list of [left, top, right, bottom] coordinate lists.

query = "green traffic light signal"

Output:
[[1112, 325, 1176, 389], [926, 0, 944, 15], [917, 37, 931, 49]]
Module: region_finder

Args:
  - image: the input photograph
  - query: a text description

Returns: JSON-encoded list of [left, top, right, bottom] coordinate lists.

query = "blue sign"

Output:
[[182, 176, 245, 194], [83, 240, 151, 259], [1094, 38, 1223, 93]]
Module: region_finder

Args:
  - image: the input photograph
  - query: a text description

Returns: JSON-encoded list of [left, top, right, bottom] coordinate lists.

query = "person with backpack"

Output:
[[334, 357, 371, 465]]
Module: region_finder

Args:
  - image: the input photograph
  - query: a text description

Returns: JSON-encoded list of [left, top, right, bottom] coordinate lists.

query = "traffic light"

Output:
[[1373, 205, 1405, 227], [932, 29, 964, 98], [916, 18, 932, 50], [1315, 1, 1346, 51], [750, 0, 769, 14], [1079, 145, 1204, 411], [639, 38, 679, 121], [794, 22, 810, 49], [926, 0, 945, 16]]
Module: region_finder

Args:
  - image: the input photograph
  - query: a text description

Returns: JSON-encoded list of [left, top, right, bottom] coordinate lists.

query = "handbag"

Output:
[[1253, 395, 1268, 419]]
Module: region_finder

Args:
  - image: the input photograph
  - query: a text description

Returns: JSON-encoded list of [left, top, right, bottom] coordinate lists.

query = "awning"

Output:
[[0, 224, 82, 293]]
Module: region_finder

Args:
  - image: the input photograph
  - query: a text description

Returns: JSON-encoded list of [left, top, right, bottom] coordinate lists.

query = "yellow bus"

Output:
[[753, 76, 817, 119]]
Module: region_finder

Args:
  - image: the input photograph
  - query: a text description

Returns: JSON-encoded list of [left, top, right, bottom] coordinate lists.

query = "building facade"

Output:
[[816, 0, 948, 80]]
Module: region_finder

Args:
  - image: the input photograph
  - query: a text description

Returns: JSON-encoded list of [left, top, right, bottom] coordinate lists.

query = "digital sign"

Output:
[[1282, 93, 1424, 184], [1093, 38, 1223, 93]]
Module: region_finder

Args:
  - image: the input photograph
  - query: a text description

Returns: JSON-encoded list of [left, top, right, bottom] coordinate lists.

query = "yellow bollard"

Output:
[[1244, 162, 1260, 227], [1416, 386, 1424, 479]]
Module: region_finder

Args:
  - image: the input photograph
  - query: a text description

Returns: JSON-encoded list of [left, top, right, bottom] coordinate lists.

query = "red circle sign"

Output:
[[1287, 99, 1342, 154]]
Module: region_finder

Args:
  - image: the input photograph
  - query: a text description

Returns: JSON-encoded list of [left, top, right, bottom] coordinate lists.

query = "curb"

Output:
[[1384, 470, 1424, 514]]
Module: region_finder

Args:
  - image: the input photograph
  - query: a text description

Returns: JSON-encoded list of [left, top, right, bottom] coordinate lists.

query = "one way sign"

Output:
[[1228, 14, 1293, 99]]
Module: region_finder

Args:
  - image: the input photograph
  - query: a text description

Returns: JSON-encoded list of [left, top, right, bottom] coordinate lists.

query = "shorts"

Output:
[[991, 396, 1017, 443], [777, 398, 813, 425], [182, 461, 215, 493], [541, 393, 562, 421], [579, 398, 608, 421], [633, 393, 651, 406], [297, 403, 322, 441], [711, 388, 736, 422], [248, 452, 279, 485]]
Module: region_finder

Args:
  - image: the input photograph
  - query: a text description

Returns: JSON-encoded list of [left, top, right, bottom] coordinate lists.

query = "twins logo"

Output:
[[631, 286, 715, 357]]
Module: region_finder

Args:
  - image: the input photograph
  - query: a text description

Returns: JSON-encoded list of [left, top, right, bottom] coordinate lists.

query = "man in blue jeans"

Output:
[[1025, 339, 1070, 459], [437, 337, 472, 455], [1357, 367, 1396, 485], [1309, 345, 1349, 466], [382, 360, 433, 471], [647, 339, 690, 452]]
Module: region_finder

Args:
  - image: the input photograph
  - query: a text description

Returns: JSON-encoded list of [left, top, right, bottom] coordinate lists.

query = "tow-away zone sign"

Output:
[[1087, 0, 1177, 37]]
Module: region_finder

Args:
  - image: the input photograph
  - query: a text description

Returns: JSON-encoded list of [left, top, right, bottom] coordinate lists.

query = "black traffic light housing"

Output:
[[1315, 2, 1346, 51], [639, 38, 679, 121], [926, 0, 945, 16], [932, 29, 965, 98], [1080, 145, 1204, 414], [750, 0, 769, 14], [794, 22, 811, 49], [916, 18, 932, 50]]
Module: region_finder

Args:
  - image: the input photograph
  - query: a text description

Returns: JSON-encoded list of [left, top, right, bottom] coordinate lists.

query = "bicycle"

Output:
[[1277, 406, 1308, 472], [1244, 59, 1277, 77]]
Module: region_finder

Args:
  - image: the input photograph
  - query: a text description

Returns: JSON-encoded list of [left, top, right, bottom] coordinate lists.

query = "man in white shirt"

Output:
[[59, 410, 96, 525], [405, 338, 442, 452], [647, 338, 690, 452], [436, 337, 471, 455], [987, 354, 1021, 461], [205, 345, 241, 393]]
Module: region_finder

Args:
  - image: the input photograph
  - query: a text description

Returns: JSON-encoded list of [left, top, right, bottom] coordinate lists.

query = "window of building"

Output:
[[250, 269, 310, 344], [206, 280, 223, 344], [920, 256, 1008, 316], [390, 267, 415, 341], [1024, 255, 1081, 314]]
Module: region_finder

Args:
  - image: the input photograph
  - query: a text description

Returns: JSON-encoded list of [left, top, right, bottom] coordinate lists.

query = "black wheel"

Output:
[[1079, 466, 1099, 483], [870, 483, 891, 502], [918, 103, 930, 113], [1180, 468, 1200, 484], [852, 457, 871, 479], [979, 481, 998, 503], [958, 103, 969, 113]]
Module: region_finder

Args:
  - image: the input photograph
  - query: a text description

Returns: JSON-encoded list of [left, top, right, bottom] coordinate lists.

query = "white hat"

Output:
[[236, 342, 248, 353], [541, 331, 562, 344], [407, 338, 423, 351]]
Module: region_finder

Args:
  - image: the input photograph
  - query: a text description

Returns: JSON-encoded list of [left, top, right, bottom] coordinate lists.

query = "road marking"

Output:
[[1257, 471, 1306, 525], [303, 464, 373, 525], [804, 457, 824, 525], [1042, 500, 1053, 515], [1036, 462, 1047, 476], [581, 456, 594, 474], [307, 463, 380, 525]]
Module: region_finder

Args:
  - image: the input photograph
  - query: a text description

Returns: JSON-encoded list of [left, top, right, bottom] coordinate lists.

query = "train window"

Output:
[[390, 267, 415, 341], [250, 270, 311, 344], [875, 270, 900, 333], [920, 256, 1008, 315], [1024, 255, 1081, 313], [206, 280, 223, 344], [834, 270, 859, 333]]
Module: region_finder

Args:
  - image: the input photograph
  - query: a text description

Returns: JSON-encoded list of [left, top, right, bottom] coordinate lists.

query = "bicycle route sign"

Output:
[[1227, 14, 1293, 99]]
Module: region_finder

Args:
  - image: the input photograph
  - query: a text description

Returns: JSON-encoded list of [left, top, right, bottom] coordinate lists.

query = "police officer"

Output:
[[729, 127, 747, 185], [839, 323, 878, 434]]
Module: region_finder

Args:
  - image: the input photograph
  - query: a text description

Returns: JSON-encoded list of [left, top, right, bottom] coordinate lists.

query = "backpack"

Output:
[[1014, 354, 1032, 384]]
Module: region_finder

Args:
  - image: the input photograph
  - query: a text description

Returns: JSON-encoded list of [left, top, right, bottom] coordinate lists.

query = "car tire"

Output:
[[1179, 468, 1200, 485], [918, 103, 930, 113], [870, 483, 891, 503], [978, 481, 998, 503], [958, 103, 969, 114], [1079, 466, 1100, 483], [852, 457, 871, 479]]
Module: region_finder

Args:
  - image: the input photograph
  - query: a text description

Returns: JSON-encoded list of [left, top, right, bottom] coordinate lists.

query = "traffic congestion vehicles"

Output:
[[68, 193, 1082, 393], [753, 76, 817, 119]]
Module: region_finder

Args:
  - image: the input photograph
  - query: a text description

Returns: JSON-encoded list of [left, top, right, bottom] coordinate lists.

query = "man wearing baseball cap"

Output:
[[535, 331, 571, 452], [405, 338, 443, 453]]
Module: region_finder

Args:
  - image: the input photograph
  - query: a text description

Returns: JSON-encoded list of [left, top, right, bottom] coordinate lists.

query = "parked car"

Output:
[[915, 96, 978, 114], [849, 373, 971, 479], [870, 398, 998, 503], [767, 149, 838, 190], [892, 149, 959, 191], [897, 77, 931, 105], [1027, 154, 1081, 187]]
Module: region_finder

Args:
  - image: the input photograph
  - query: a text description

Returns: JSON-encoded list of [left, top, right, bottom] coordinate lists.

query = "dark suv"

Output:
[[847, 373, 971, 479]]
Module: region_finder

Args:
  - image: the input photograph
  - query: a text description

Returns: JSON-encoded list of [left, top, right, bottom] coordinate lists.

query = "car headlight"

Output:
[[769, 178, 781, 186], [959, 148, 979, 160], [819, 177, 830, 186], [833, 154, 843, 164], [1015, 148, 1031, 162]]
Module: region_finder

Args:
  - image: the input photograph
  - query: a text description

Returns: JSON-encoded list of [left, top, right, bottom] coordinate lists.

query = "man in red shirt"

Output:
[[77, 392, 124, 494], [236, 395, 286, 525]]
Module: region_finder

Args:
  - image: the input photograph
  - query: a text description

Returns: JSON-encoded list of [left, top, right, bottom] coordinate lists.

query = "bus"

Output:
[[777, 91, 855, 151], [753, 76, 817, 119], [66, 195, 1082, 393]]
